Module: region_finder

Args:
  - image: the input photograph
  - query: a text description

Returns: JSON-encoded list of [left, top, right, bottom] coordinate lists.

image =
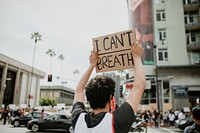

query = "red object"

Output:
[[110, 97, 116, 112], [28, 95, 33, 99], [126, 84, 134, 89]]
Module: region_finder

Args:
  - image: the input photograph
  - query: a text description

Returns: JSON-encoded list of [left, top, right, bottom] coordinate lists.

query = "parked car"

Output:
[[11, 111, 53, 127], [27, 113, 73, 133], [175, 116, 194, 130]]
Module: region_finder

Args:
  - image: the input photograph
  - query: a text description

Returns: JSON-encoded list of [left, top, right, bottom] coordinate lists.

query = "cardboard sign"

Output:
[[92, 29, 136, 73]]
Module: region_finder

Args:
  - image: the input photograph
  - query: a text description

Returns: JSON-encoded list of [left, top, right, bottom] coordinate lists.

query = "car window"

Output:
[[60, 115, 67, 119], [26, 113, 33, 117], [35, 112, 42, 117], [48, 114, 59, 120], [29, 112, 41, 118], [44, 113, 49, 118]]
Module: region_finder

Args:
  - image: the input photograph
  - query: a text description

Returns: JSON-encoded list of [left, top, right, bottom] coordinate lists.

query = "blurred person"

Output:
[[178, 109, 186, 120], [153, 109, 160, 127], [24, 108, 29, 116], [20, 108, 25, 117], [168, 109, 175, 128], [41, 108, 44, 119], [174, 109, 179, 120], [0, 107, 3, 123], [60, 107, 67, 115], [71, 42, 146, 133], [141, 110, 149, 123], [160, 110, 163, 125], [163, 111, 169, 126], [2, 106, 9, 125], [184, 106, 200, 133], [7, 107, 11, 124], [147, 110, 153, 127]]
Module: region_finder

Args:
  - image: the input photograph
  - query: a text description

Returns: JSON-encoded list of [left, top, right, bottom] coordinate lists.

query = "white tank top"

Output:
[[74, 112, 114, 133]]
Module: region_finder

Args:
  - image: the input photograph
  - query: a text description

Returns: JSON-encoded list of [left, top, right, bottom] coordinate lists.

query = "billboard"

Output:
[[128, 0, 154, 65]]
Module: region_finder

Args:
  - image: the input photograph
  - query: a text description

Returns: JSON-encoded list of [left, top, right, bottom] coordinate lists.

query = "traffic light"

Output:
[[48, 74, 52, 82]]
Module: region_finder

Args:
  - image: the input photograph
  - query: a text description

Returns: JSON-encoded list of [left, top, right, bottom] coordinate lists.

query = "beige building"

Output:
[[0, 53, 45, 107], [40, 85, 74, 106]]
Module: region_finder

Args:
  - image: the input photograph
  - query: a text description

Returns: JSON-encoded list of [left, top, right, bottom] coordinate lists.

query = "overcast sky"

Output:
[[0, 0, 129, 89]]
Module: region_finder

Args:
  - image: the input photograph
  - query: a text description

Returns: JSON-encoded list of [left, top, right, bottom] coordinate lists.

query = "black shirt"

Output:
[[71, 102, 135, 133]]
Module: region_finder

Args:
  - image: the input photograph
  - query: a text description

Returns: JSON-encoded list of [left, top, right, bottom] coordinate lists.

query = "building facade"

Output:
[[0, 53, 45, 107], [40, 85, 75, 106], [126, 0, 200, 111]]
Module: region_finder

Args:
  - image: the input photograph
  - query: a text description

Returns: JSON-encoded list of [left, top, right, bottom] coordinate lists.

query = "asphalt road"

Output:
[[0, 124, 183, 133]]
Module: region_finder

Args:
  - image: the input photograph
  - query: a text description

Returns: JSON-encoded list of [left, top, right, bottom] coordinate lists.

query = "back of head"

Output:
[[85, 75, 115, 109], [192, 106, 200, 120]]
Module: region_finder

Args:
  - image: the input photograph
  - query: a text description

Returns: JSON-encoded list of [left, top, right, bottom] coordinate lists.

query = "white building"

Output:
[[126, 0, 200, 111], [0, 53, 45, 107]]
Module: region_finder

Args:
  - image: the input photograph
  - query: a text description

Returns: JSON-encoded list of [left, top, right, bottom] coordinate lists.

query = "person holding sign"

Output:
[[71, 41, 146, 133]]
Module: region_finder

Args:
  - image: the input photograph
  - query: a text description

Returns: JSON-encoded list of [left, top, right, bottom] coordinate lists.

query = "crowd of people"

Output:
[[0, 104, 72, 125], [0, 105, 36, 125], [138, 108, 191, 128]]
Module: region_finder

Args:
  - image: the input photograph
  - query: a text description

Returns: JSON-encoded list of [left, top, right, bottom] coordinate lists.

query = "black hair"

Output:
[[192, 106, 200, 120], [85, 75, 115, 109]]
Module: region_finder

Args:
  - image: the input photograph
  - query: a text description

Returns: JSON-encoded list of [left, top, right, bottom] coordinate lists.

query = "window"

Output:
[[155, 0, 165, 4], [60, 93, 64, 97], [163, 81, 170, 97], [191, 33, 196, 42], [158, 49, 168, 61], [184, 11, 199, 24], [158, 29, 166, 41], [183, 0, 199, 4], [186, 30, 198, 44], [156, 10, 166, 21], [163, 81, 170, 103]]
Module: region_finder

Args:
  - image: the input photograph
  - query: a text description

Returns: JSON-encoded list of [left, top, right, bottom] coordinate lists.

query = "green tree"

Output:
[[39, 97, 57, 107]]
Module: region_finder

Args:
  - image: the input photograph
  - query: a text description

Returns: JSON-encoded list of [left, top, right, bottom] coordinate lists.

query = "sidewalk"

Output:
[[147, 127, 183, 133]]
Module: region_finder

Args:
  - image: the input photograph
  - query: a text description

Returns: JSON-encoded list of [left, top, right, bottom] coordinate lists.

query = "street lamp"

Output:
[[29, 32, 42, 106], [153, 44, 160, 111], [153, 39, 164, 127]]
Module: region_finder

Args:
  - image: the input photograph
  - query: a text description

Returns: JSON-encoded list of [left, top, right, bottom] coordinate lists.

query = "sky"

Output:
[[0, 0, 130, 89]]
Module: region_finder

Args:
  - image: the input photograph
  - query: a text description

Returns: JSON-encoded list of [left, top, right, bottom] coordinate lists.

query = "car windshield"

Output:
[[24, 113, 31, 117]]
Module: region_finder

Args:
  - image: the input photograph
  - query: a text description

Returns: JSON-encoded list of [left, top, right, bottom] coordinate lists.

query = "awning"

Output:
[[188, 87, 200, 91]]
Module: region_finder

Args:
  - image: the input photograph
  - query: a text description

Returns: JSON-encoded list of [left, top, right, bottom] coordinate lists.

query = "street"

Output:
[[0, 124, 183, 133]]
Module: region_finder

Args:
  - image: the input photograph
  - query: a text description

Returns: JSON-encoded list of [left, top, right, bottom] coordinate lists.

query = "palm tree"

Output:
[[46, 49, 56, 75], [73, 69, 80, 81], [58, 54, 65, 81], [29, 32, 42, 105]]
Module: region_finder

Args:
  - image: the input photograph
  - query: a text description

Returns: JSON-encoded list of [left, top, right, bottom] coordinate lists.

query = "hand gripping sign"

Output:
[[92, 29, 136, 73]]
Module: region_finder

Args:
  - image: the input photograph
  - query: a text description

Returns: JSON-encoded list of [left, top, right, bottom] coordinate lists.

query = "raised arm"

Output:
[[73, 51, 98, 104], [126, 42, 146, 112]]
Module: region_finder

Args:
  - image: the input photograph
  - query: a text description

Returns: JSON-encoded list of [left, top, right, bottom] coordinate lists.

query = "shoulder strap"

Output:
[[112, 113, 115, 133], [85, 113, 91, 127]]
